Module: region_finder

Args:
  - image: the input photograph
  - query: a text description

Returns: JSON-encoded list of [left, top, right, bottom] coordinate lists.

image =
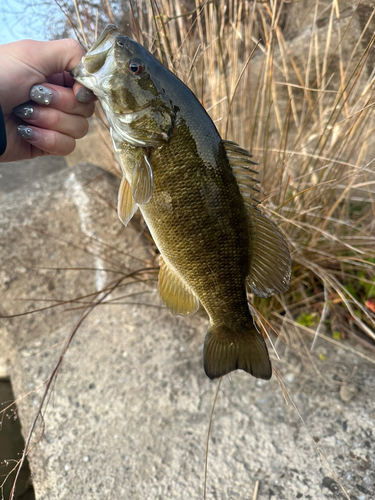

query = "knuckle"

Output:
[[50, 109, 61, 127], [72, 117, 89, 139], [65, 38, 83, 55], [49, 132, 75, 156], [79, 119, 89, 138], [65, 139, 76, 155], [47, 131, 59, 152], [65, 92, 77, 113]]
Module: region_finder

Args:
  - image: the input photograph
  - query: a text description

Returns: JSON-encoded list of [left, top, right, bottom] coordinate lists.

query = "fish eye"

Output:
[[128, 60, 143, 76], [116, 40, 124, 48]]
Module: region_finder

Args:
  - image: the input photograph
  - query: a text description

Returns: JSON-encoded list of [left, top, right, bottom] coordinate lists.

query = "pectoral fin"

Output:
[[158, 256, 199, 316], [118, 176, 138, 226], [131, 151, 154, 204], [247, 207, 291, 298]]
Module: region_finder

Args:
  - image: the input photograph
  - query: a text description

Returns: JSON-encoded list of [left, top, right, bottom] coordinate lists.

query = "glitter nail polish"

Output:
[[30, 85, 53, 105], [17, 125, 35, 139], [13, 105, 34, 118]]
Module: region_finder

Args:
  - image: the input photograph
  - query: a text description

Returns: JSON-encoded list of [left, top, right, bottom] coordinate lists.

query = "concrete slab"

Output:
[[0, 162, 374, 500], [0, 156, 67, 195]]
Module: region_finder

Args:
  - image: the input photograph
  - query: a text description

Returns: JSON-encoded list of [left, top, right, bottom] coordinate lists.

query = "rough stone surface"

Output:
[[0, 156, 67, 195], [0, 160, 374, 500], [65, 120, 119, 176]]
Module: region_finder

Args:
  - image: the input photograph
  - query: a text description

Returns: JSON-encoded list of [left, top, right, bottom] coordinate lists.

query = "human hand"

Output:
[[0, 38, 96, 162]]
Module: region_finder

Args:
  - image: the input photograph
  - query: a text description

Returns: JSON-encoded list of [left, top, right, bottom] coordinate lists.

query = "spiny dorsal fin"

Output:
[[223, 140, 291, 298], [246, 206, 291, 298], [223, 140, 260, 208], [131, 151, 154, 204], [158, 256, 199, 316], [118, 176, 138, 226]]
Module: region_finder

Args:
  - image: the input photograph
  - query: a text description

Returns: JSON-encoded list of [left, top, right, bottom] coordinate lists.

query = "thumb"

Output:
[[1, 38, 88, 113], [26, 38, 87, 76]]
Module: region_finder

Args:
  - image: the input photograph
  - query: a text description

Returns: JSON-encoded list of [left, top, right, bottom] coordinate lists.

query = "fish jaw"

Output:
[[70, 30, 118, 101], [85, 24, 118, 54]]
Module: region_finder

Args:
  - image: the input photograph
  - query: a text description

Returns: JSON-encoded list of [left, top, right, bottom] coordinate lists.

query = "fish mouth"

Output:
[[71, 25, 119, 80], [71, 25, 175, 148]]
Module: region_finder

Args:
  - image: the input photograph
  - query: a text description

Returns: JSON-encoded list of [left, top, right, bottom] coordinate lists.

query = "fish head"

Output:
[[71, 25, 176, 147]]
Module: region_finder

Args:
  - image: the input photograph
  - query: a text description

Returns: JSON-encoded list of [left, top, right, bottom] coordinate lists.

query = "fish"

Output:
[[71, 25, 291, 380]]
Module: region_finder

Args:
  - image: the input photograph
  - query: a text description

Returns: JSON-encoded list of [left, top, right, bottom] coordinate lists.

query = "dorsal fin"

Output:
[[223, 140, 261, 208], [158, 256, 200, 316], [223, 140, 291, 298]]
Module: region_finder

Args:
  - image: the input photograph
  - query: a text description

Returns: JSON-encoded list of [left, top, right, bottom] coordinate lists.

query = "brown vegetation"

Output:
[[65, 0, 375, 354]]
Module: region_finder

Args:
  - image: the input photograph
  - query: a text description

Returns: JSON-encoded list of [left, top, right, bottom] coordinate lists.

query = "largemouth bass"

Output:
[[71, 25, 291, 380]]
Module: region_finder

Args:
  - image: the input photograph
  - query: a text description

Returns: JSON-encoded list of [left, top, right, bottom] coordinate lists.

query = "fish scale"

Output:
[[146, 126, 248, 310], [71, 25, 292, 380]]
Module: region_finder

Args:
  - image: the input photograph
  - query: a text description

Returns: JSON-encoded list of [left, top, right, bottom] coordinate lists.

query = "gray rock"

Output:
[[0, 161, 374, 500], [0, 156, 67, 195]]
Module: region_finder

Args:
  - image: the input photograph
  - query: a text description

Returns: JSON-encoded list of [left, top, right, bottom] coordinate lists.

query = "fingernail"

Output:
[[76, 87, 94, 102], [17, 125, 38, 140], [30, 85, 53, 105], [13, 104, 35, 118]]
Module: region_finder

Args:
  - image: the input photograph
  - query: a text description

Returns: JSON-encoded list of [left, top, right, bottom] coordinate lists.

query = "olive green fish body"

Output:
[[121, 118, 250, 323], [71, 25, 292, 380]]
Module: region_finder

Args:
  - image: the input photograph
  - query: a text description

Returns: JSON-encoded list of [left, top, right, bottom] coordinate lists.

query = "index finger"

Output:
[[47, 71, 76, 87], [46, 71, 96, 102]]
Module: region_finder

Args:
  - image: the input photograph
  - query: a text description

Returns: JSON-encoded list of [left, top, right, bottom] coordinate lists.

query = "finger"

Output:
[[47, 72, 96, 101], [47, 71, 76, 88], [29, 84, 96, 117], [75, 86, 96, 103], [2, 39, 88, 114], [14, 105, 89, 139], [17, 125, 77, 157], [0, 114, 42, 162], [26, 38, 87, 77]]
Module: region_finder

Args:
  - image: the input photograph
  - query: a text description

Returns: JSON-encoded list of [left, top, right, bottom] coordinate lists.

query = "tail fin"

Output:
[[203, 322, 272, 380]]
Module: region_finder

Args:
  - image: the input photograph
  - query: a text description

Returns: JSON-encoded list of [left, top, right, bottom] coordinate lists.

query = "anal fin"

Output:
[[158, 256, 199, 316]]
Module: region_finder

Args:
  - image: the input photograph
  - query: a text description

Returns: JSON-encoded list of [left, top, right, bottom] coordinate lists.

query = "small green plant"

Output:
[[358, 260, 375, 300], [296, 312, 319, 328]]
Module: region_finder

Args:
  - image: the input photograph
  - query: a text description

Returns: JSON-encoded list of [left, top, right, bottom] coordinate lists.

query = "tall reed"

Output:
[[61, 0, 375, 348]]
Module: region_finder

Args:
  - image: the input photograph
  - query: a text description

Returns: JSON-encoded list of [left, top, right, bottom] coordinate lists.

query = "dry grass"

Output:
[[61, 0, 375, 351]]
